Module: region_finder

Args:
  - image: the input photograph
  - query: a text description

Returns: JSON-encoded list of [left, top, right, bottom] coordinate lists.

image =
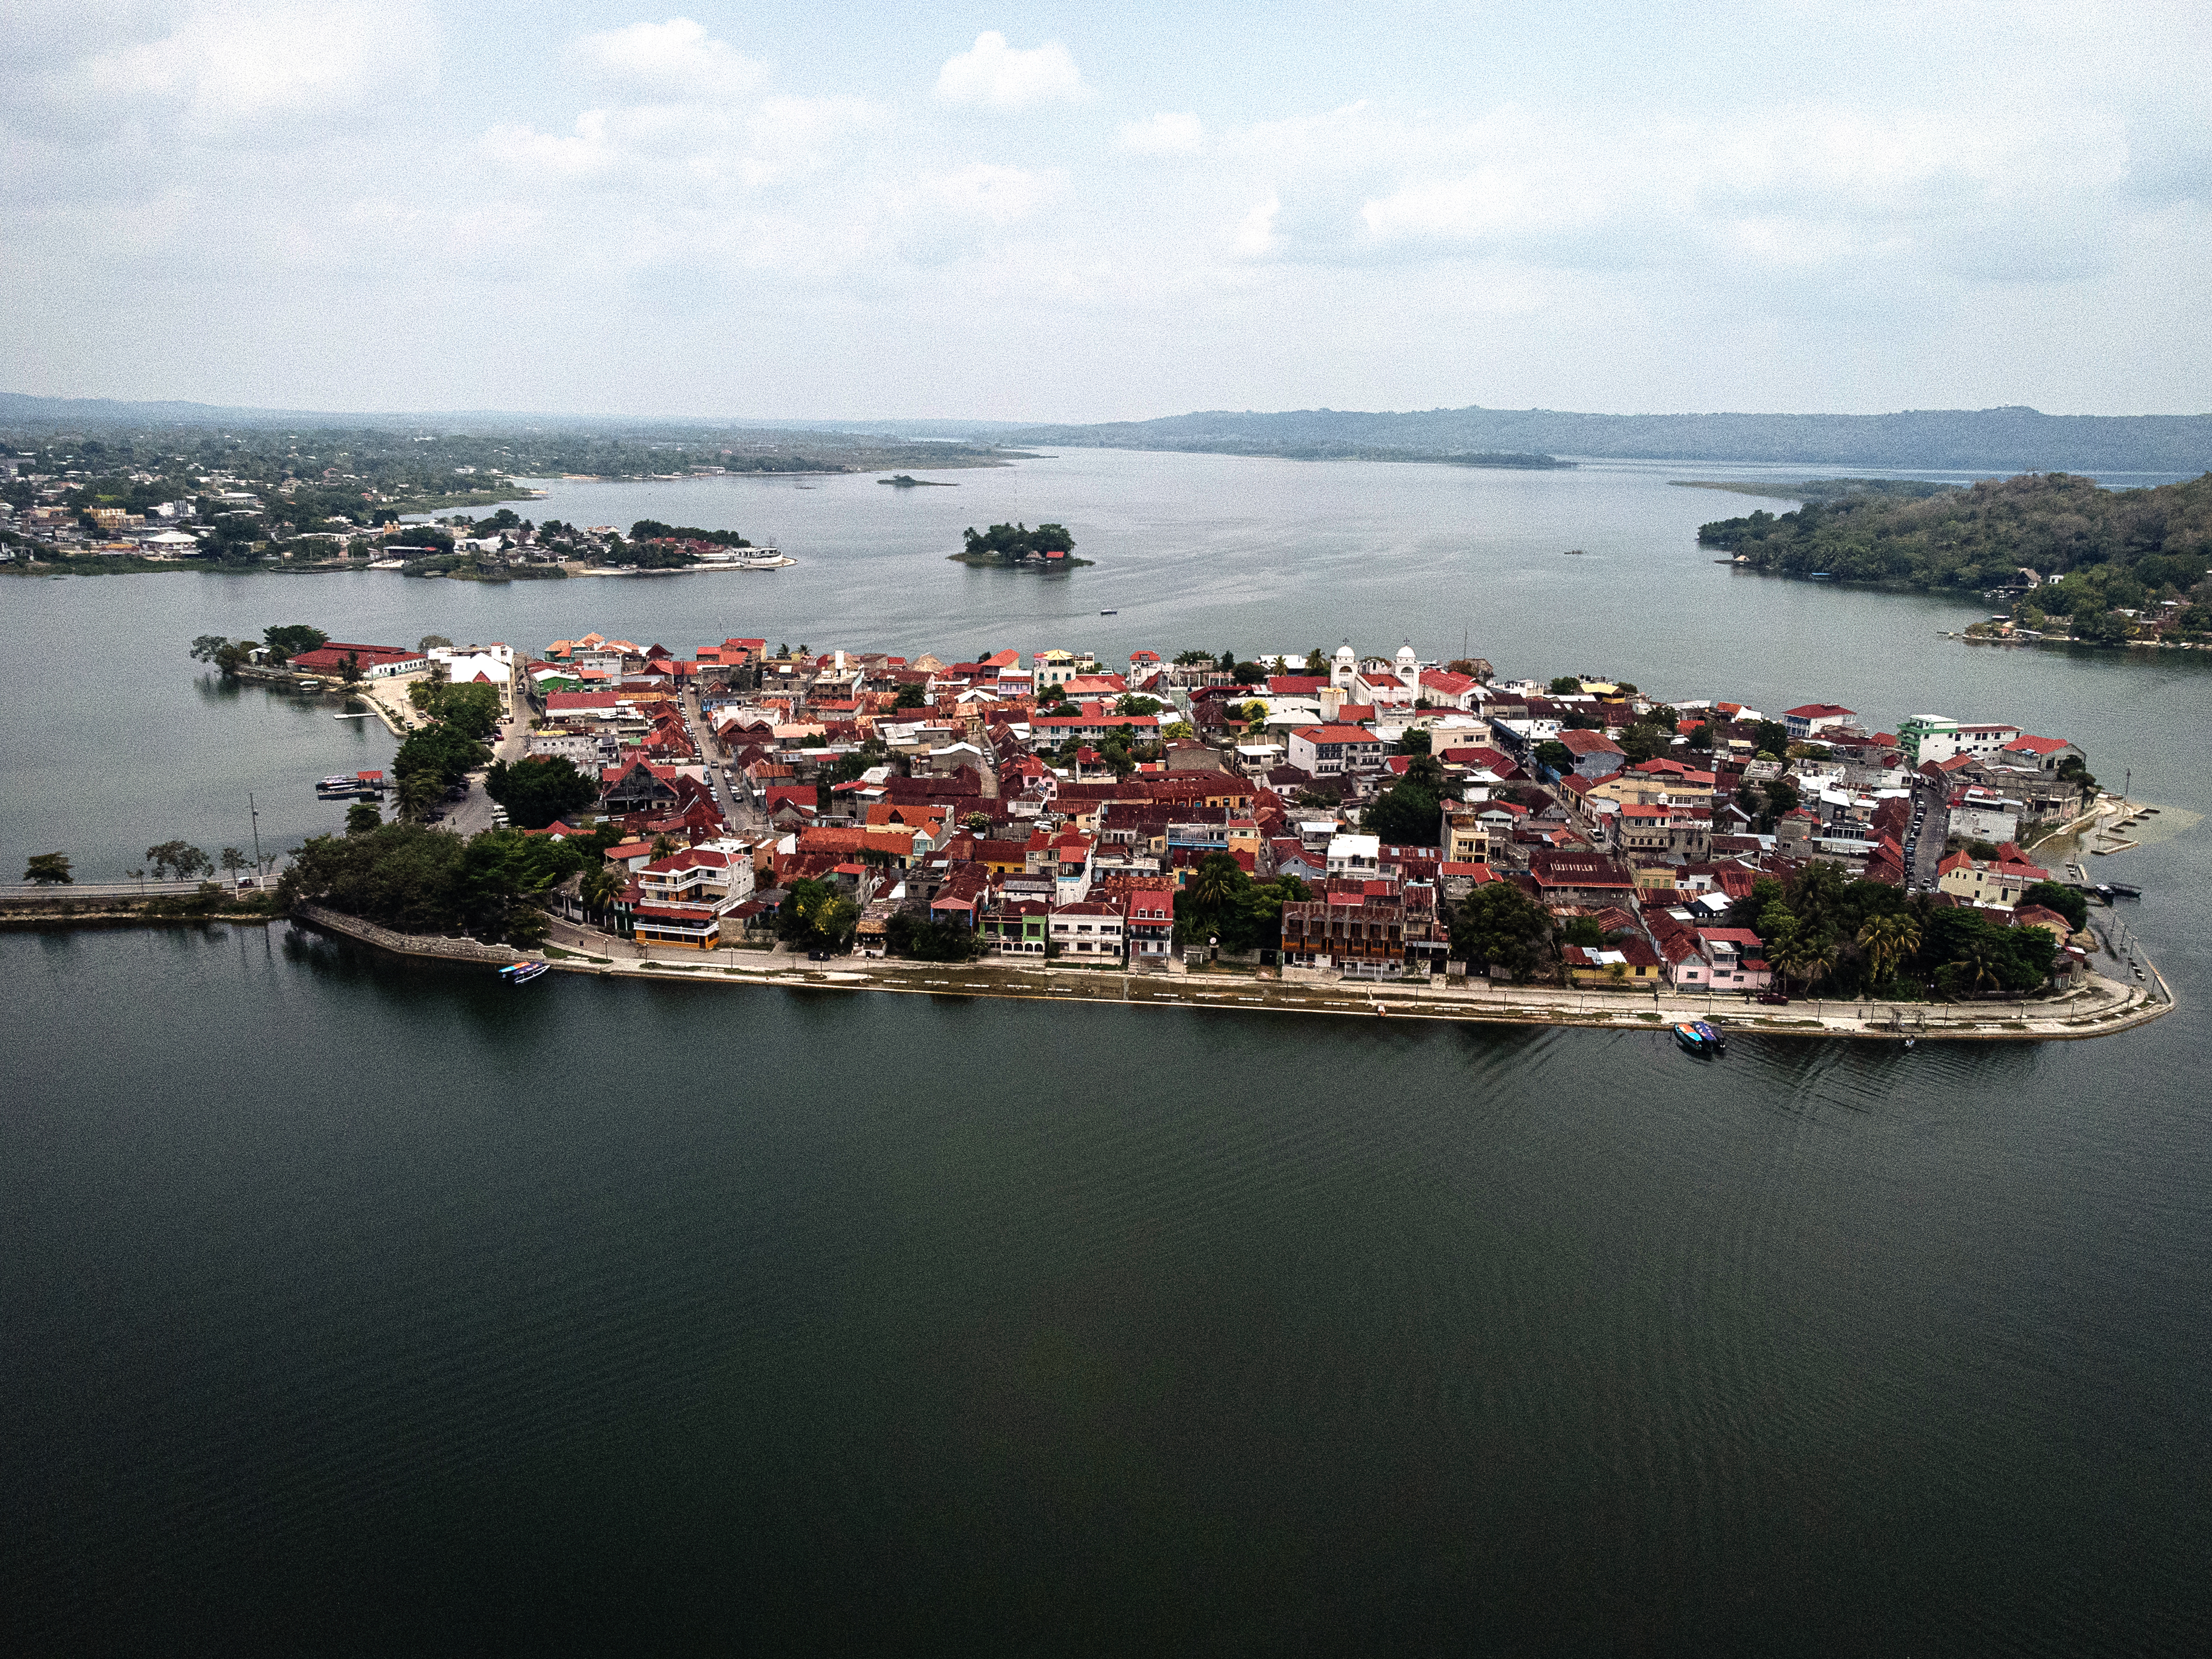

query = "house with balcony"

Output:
[[1049, 901, 1124, 963], [1287, 723, 1384, 777]]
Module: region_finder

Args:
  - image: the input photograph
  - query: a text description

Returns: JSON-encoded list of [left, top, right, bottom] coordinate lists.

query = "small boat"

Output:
[[500, 961, 549, 984], [1690, 1019, 1727, 1055], [1903, 1038, 1916, 1050], [1673, 1021, 1716, 1056], [1564, 548, 1585, 556], [1099, 609, 1118, 615]]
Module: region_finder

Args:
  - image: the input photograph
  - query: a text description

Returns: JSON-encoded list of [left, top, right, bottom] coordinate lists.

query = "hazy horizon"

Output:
[[8, 3, 2209, 420]]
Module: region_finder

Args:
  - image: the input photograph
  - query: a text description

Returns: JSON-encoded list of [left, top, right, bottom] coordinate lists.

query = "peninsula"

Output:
[[87, 624, 2154, 1043], [1698, 471, 2212, 648], [0, 418, 1023, 574]]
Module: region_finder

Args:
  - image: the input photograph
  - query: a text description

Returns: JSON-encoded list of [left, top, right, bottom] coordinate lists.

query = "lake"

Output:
[[3, 448, 2209, 1650]]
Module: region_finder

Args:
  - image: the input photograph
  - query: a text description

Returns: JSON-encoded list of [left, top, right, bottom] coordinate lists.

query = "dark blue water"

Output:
[[5, 924, 2210, 1652]]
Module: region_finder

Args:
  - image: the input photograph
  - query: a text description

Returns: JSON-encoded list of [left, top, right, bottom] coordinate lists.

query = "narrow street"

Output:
[[1902, 771, 1946, 889], [682, 685, 759, 835]]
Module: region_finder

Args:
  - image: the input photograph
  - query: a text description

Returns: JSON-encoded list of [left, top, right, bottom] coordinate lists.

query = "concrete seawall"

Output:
[[289, 905, 2176, 1044]]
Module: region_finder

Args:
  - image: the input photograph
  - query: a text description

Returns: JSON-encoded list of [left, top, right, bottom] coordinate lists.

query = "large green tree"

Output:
[[485, 757, 600, 829], [1450, 883, 1552, 981], [145, 840, 213, 880], [778, 878, 858, 952], [279, 822, 580, 943], [262, 624, 329, 662], [2019, 881, 2088, 931], [1175, 852, 1308, 954], [1364, 753, 1450, 846]]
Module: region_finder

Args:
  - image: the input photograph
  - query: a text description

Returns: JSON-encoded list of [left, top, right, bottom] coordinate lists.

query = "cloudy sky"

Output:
[[5, 2, 2209, 419]]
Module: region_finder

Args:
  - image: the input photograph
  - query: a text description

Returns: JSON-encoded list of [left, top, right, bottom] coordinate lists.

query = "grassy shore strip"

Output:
[[289, 906, 2171, 1043]]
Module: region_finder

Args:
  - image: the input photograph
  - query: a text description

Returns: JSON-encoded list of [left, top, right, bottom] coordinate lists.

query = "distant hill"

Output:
[[10, 392, 2210, 474], [0, 393, 1022, 443], [1004, 406, 2212, 475]]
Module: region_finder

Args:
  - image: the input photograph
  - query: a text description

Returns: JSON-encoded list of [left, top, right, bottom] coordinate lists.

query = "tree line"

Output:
[[1697, 472, 2212, 635]]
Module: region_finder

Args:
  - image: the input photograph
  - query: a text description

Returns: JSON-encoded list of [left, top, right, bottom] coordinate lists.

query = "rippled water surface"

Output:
[[3, 450, 2210, 1650]]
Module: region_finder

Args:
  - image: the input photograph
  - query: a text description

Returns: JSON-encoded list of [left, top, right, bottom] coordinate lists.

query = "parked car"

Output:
[[1757, 988, 1790, 1005]]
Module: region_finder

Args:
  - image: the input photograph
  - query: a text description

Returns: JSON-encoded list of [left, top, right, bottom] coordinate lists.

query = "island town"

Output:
[[93, 617, 2159, 1047]]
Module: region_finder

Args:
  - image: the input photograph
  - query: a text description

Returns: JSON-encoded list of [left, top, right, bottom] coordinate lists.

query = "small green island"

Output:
[[1695, 471, 2212, 646], [949, 521, 1092, 569], [880, 474, 957, 488]]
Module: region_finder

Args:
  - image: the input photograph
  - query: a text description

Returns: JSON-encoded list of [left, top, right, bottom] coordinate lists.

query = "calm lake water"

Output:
[[4, 450, 2210, 1650]]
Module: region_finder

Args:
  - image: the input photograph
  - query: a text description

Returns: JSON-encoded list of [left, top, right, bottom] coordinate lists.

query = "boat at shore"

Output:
[[500, 961, 549, 984], [1673, 1021, 1719, 1056]]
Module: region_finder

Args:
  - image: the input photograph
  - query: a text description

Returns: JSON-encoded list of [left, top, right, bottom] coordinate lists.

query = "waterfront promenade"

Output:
[[320, 905, 2168, 1044]]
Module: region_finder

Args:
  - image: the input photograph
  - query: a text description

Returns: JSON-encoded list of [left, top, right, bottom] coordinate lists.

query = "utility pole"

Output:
[[249, 792, 265, 878]]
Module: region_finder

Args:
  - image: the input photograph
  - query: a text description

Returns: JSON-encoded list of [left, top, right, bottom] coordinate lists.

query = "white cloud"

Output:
[[480, 95, 879, 190], [1231, 194, 1281, 258], [1337, 108, 2129, 281], [907, 163, 1065, 226], [1117, 111, 1204, 155], [934, 31, 1088, 110], [569, 17, 766, 100], [82, 2, 432, 130]]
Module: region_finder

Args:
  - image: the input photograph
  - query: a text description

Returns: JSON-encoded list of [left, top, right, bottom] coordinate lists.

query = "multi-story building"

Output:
[[1278, 877, 1445, 978], [1440, 807, 1492, 866], [1049, 901, 1124, 962], [1288, 724, 1384, 776]]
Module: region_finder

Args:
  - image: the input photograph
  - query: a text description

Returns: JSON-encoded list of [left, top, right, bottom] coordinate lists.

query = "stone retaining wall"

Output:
[[293, 902, 526, 965]]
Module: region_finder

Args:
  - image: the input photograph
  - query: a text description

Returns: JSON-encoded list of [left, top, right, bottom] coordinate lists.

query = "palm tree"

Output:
[[1186, 853, 1241, 914], [1946, 940, 2001, 999], [1766, 933, 1808, 995], [1799, 933, 1839, 996], [1794, 860, 1846, 931], [580, 865, 623, 921], [1858, 913, 1920, 986], [400, 771, 442, 821]]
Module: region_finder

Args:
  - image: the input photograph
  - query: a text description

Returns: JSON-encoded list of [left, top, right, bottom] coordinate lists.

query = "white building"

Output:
[[1288, 723, 1384, 776], [1325, 834, 1381, 877], [429, 643, 515, 687], [1049, 901, 1124, 961]]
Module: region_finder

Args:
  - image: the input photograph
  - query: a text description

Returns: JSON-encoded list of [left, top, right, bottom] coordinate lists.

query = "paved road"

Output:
[[438, 708, 531, 837], [4, 879, 215, 900], [683, 689, 759, 835], [1902, 771, 1946, 889], [513, 923, 2168, 1039]]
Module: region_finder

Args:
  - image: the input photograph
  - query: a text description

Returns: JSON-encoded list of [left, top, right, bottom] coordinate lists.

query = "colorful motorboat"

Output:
[[1672, 1021, 1716, 1056], [500, 961, 549, 984], [1690, 1019, 1727, 1055]]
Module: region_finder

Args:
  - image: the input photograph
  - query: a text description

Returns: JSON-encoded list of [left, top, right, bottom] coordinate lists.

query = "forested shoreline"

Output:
[[1699, 472, 2212, 642]]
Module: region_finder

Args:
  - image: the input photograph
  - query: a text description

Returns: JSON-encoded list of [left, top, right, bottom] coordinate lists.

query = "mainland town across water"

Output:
[[6, 448, 2211, 1650]]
